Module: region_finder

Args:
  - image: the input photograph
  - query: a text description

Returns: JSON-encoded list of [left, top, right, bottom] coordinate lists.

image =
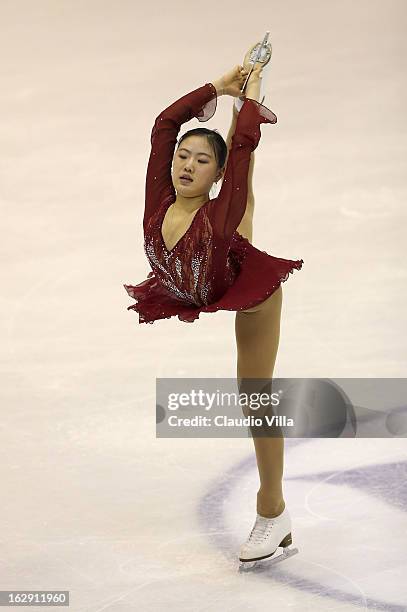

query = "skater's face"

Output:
[[173, 136, 224, 198]]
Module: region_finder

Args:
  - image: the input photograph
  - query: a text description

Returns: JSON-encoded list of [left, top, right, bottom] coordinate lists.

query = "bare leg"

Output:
[[234, 62, 285, 519], [245, 71, 261, 100], [235, 287, 285, 518]]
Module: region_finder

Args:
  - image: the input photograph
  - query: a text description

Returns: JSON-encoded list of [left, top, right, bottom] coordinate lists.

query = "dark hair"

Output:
[[176, 128, 227, 171]]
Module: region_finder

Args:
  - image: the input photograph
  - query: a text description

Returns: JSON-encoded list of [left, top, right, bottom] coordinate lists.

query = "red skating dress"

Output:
[[124, 82, 303, 324]]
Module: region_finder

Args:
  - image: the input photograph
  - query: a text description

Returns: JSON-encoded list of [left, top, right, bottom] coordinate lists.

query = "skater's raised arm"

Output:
[[207, 94, 277, 241], [225, 103, 255, 201], [143, 82, 221, 230], [143, 65, 250, 230]]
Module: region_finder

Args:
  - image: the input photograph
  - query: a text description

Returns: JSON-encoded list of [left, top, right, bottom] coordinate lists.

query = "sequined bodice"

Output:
[[144, 195, 238, 306]]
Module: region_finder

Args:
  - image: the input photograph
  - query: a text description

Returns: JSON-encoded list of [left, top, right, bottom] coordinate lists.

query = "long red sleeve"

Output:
[[207, 98, 277, 241], [143, 83, 218, 231]]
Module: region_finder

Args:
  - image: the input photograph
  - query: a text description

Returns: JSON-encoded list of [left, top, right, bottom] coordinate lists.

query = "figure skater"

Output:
[[124, 37, 303, 567]]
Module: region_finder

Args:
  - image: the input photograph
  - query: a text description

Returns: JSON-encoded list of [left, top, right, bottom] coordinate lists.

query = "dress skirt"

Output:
[[124, 233, 303, 324]]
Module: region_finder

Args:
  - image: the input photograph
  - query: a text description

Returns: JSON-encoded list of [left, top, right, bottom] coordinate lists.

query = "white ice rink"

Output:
[[1, 0, 406, 610]]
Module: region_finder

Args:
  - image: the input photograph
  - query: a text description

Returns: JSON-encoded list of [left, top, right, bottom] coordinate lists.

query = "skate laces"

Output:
[[247, 515, 276, 545]]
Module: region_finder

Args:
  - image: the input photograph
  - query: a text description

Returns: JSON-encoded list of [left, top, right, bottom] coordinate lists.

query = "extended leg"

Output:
[[235, 286, 285, 517], [233, 54, 284, 517]]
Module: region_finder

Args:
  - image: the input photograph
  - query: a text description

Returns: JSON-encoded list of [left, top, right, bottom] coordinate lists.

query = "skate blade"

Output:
[[240, 31, 271, 95], [238, 546, 299, 572]]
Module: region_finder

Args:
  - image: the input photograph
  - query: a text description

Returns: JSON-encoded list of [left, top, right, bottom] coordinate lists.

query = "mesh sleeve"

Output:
[[196, 91, 217, 122]]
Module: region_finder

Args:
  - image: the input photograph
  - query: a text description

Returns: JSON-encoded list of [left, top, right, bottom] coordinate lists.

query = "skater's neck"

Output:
[[173, 192, 209, 214]]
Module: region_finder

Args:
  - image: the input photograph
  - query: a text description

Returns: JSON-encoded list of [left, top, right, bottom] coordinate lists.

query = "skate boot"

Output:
[[238, 505, 299, 570], [235, 31, 273, 113]]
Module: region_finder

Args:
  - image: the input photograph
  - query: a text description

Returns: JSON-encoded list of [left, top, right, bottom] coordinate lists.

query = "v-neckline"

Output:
[[159, 196, 209, 254]]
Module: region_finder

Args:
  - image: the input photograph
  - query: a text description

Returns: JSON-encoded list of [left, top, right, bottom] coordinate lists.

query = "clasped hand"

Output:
[[215, 64, 250, 97]]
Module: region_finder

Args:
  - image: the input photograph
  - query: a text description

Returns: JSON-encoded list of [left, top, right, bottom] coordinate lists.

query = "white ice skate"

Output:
[[238, 505, 299, 571], [235, 31, 273, 113]]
